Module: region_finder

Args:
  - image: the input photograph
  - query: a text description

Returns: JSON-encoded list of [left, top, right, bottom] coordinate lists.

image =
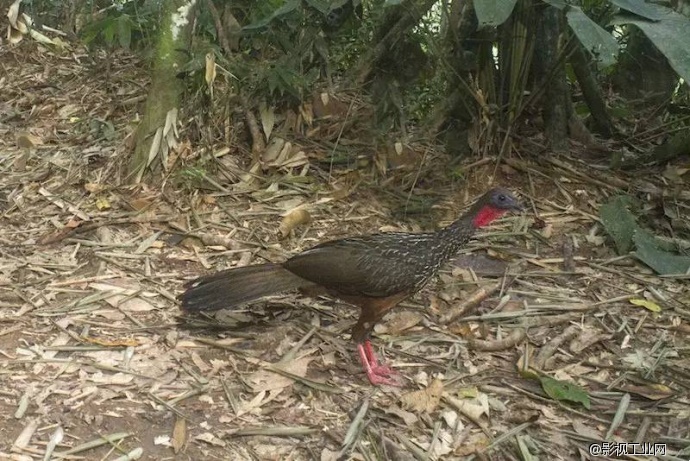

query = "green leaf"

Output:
[[599, 195, 639, 254], [540, 376, 591, 409], [267, 72, 279, 96], [243, 0, 301, 31], [103, 20, 117, 47], [313, 34, 329, 61], [611, 7, 690, 83], [541, 0, 567, 8], [117, 15, 132, 50], [633, 230, 690, 275], [474, 0, 518, 28], [566, 7, 619, 67], [609, 0, 666, 20], [304, 0, 330, 15]]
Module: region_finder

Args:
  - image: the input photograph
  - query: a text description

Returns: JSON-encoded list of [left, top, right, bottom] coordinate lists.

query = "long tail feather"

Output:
[[179, 263, 309, 312]]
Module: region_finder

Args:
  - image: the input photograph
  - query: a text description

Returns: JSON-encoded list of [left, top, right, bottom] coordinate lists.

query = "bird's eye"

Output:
[[498, 194, 506, 201]]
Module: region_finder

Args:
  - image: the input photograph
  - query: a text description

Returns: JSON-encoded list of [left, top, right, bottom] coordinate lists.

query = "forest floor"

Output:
[[0, 44, 689, 461]]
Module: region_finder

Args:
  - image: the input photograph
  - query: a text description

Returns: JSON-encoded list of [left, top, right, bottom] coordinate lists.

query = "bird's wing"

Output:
[[283, 237, 419, 298]]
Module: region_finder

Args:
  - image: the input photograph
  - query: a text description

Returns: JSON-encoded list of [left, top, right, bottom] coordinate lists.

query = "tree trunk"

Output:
[[612, 28, 677, 106], [128, 0, 196, 183], [535, 4, 569, 152], [425, 0, 480, 156], [569, 43, 615, 137]]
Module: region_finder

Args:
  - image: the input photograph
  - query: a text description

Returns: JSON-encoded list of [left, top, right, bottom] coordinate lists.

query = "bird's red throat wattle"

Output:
[[472, 205, 505, 228]]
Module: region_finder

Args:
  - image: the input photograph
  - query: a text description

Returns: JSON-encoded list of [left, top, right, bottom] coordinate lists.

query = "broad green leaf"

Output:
[[609, 0, 665, 20], [243, 0, 300, 31], [566, 7, 618, 67], [541, 0, 567, 9], [611, 7, 690, 83], [633, 230, 690, 275], [304, 0, 330, 14], [103, 19, 117, 47], [474, 0, 518, 28], [599, 195, 638, 254], [117, 15, 132, 50], [540, 376, 591, 409]]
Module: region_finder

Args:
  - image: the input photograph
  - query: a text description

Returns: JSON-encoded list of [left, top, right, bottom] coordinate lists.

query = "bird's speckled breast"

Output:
[[329, 224, 475, 297]]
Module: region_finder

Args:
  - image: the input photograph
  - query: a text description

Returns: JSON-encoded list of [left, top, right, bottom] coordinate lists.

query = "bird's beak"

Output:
[[511, 202, 525, 212]]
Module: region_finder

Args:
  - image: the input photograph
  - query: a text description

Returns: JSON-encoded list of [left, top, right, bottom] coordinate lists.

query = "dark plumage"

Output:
[[179, 187, 522, 385]]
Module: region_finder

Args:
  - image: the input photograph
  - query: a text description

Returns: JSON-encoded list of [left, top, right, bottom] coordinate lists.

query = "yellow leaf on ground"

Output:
[[171, 417, 186, 453], [95, 196, 110, 210], [629, 298, 661, 312], [278, 208, 311, 239]]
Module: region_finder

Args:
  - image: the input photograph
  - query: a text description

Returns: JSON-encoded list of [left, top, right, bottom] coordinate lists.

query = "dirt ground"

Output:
[[0, 44, 688, 461]]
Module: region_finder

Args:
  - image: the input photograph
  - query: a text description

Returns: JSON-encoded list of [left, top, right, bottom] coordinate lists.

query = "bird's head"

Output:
[[471, 187, 523, 228]]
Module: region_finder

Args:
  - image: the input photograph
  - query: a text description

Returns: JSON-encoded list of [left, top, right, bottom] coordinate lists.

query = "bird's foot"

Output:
[[366, 364, 404, 387], [358, 341, 404, 387]]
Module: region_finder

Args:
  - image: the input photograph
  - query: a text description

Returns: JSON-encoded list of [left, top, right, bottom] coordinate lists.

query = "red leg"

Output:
[[357, 340, 403, 386]]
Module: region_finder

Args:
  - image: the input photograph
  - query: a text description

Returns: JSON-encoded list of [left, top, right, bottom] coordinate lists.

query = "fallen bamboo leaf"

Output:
[[12, 418, 38, 451], [339, 399, 369, 456], [442, 394, 492, 438], [56, 432, 131, 455], [230, 426, 318, 437], [111, 447, 144, 461], [444, 393, 490, 421], [266, 141, 292, 168], [516, 434, 537, 461], [605, 393, 630, 440], [236, 390, 267, 416], [266, 365, 342, 393], [38, 187, 90, 220], [616, 382, 674, 400], [247, 355, 313, 392], [14, 390, 31, 419], [43, 426, 63, 461], [276, 150, 308, 169], [261, 137, 285, 164], [572, 421, 601, 439], [569, 329, 612, 354], [260, 102, 275, 141], [383, 406, 418, 425]]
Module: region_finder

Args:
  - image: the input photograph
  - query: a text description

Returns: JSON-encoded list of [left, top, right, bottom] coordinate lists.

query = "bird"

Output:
[[179, 187, 523, 386]]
